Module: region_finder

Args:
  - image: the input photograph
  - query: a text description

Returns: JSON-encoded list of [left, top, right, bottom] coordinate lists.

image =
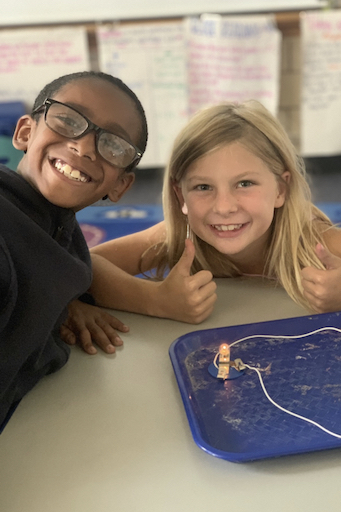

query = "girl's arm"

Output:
[[89, 237, 216, 321], [61, 224, 217, 355], [90, 221, 166, 275], [88, 220, 175, 316]]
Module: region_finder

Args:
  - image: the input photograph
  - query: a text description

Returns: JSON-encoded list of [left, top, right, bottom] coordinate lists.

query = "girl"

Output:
[[62, 100, 341, 354]]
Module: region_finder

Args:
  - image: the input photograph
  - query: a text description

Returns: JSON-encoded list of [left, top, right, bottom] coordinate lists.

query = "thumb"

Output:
[[173, 238, 196, 277], [315, 243, 341, 270]]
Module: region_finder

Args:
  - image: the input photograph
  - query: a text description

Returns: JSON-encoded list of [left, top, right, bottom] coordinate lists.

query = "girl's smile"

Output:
[[209, 222, 248, 239], [176, 141, 288, 270]]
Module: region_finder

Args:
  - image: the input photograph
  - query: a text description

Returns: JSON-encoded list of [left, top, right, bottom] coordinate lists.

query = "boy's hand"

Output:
[[301, 243, 341, 313], [156, 238, 217, 323], [60, 300, 129, 355]]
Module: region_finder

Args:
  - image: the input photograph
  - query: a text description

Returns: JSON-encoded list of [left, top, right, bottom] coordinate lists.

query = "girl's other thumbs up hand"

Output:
[[301, 243, 341, 313], [315, 242, 341, 270]]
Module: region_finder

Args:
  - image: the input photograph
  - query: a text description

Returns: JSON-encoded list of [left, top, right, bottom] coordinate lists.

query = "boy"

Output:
[[0, 71, 147, 429]]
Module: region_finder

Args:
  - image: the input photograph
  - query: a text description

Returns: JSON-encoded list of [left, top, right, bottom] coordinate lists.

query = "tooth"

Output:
[[71, 170, 80, 178], [214, 224, 242, 231], [63, 164, 72, 175]]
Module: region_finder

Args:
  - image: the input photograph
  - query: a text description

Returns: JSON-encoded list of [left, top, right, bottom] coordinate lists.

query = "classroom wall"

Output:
[[1, 9, 340, 162], [90, 13, 303, 151], [278, 32, 301, 150], [0, 0, 328, 26], [277, 11, 341, 172], [89, 14, 303, 151]]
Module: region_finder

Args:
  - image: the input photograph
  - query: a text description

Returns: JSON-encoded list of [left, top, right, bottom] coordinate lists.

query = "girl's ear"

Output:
[[173, 182, 185, 209], [107, 172, 135, 203], [281, 171, 291, 183], [275, 170, 291, 208], [12, 115, 34, 151]]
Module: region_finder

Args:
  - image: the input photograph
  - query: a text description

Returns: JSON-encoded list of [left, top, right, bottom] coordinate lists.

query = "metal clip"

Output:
[[232, 358, 246, 371]]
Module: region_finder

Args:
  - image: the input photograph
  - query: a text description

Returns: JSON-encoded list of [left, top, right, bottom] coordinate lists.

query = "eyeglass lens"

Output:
[[46, 102, 138, 168]]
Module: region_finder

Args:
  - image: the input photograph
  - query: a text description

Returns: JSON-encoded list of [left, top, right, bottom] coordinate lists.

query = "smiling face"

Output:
[[174, 142, 288, 272], [13, 77, 142, 210]]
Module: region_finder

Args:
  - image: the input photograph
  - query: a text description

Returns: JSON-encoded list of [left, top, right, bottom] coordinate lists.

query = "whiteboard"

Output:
[[301, 10, 341, 156], [1, 0, 327, 26], [96, 16, 281, 167]]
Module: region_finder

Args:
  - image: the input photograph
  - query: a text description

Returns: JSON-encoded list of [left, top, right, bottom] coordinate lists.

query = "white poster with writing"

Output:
[[301, 11, 341, 156], [185, 14, 281, 116], [0, 27, 90, 110], [97, 22, 188, 167]]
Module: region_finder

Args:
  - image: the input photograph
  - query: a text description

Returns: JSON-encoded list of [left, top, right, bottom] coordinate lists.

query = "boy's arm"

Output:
[[0, 239, 15, 330], [61, 300, 129, 355]]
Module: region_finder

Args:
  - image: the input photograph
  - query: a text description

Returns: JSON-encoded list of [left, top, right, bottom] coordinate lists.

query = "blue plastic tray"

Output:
[[169, 312, 341, 462]]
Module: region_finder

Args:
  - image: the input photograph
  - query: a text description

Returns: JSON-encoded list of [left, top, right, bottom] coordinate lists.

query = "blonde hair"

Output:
[[154, 100, 332, 310]]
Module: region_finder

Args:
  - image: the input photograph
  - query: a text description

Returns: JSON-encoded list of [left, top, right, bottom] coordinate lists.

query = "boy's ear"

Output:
[[107, 172, 135, 203], [12, 115, 35, 151]]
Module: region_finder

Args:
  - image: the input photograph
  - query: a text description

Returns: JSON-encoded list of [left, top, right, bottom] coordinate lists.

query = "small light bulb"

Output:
[[219, 343, 230, 356]]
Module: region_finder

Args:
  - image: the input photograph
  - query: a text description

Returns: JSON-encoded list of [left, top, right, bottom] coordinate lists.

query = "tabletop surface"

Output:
[[1, 277, 340, 512]]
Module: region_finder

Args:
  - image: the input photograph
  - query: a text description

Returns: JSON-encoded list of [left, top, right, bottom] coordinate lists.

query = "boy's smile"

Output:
[[176, 142, 288, 271], [13, 78, 141, 211], [53, 159, 90, 183]]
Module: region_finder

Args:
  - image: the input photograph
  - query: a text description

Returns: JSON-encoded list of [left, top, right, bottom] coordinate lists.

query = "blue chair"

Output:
[[76, 204, 164, 248], [0, 101, 26, 170], [316, 202, 341, 225]]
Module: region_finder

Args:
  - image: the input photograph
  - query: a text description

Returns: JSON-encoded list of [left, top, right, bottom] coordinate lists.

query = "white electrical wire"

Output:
[[228, 326, 341, 348], [213, 326, 341, 438], [244, 363, 341, 439]]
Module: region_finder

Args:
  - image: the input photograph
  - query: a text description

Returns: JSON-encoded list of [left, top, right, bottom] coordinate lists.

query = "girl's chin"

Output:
[[198, 237, 244, 256]]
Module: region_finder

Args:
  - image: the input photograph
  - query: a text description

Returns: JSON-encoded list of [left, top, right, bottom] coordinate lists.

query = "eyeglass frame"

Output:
[[31, 98, 143, 169]]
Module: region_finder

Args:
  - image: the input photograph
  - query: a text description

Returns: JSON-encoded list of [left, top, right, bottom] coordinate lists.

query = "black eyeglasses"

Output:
[[32, 98, 143, 169]]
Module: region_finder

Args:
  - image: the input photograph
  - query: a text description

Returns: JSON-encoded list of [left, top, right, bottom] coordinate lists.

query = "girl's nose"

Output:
[[68, 132, 97, 161], [212, 190, 238, 215]]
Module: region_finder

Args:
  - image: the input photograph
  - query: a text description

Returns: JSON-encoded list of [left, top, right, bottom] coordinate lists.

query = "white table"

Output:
[[1, 278, 340, 512]]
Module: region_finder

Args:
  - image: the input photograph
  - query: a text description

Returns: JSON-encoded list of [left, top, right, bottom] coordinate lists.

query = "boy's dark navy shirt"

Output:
[[0, 164, 92, 429]]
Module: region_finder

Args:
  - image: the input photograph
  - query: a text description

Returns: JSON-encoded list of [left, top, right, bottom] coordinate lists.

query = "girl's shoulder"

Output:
[[318, 222, 341, 258]]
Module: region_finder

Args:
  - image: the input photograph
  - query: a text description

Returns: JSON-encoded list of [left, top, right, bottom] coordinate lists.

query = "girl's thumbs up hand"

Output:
[[301, 243, 341, 313], [157, 238, 217, 323]]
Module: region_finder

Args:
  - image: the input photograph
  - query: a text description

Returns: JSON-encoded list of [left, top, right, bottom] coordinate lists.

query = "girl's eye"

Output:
[[195, 184, 211, 191], [238, 180, 253, 188]]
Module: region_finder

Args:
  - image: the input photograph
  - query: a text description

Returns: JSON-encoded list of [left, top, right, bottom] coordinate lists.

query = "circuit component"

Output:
[[217, 343, 230, 379]]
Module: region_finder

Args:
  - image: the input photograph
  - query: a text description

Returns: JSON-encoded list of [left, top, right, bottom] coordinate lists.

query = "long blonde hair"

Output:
[[155, 100, 332, 310]]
